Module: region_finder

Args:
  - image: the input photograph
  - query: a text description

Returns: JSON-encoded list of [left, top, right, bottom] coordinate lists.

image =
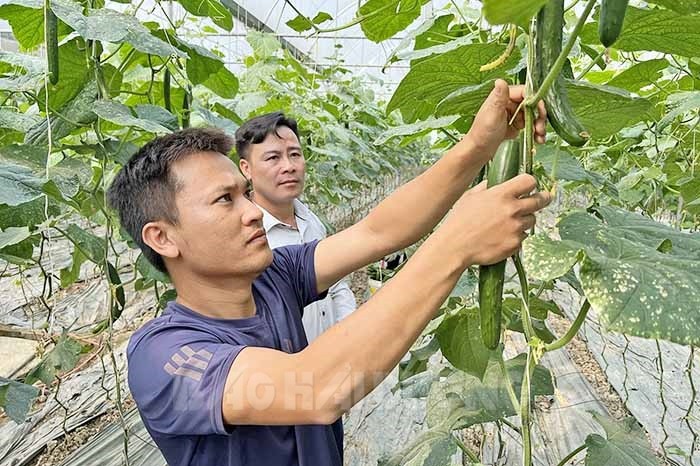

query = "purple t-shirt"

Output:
[[127, 241, 343, 466]]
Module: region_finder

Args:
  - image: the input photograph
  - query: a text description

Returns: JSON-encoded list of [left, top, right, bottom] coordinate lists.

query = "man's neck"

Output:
[[253, 194, 297, 228], [171, 271, 257, 319]]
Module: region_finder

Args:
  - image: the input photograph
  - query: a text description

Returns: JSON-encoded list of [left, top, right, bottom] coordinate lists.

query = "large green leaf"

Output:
[[649, 0, 700, 14], [535, 144, 617, 197], [657, 91, 700, 131], [176, 0, 233, 31], [581, 7, 700, 57], [523, 207, 700, 345], [435, 306, 499, 380], [0, 109, 41, 133], [606, 59, 669, 93], [92, 100, 172, 134], [0, 198, 60, 230], [24, 335, 84, 385], [0, 226, 31, 249], [0, 377, 39, 424], [0, 51, 46, 92], [426, 354, 554, 429], [565, 80, 653, 138], [374, 115, 459, 145], [585, 413, 660, 466], [359, 0, 430, 43], [482, 0, 549, 28], [435, 81, 494, 118], [378, 428, 457, 466], [50, 0, 185, 58], [65, 223, 106, 264], [388, 43, 521, 122], [0, 0, 43, 50], [0, 163, 47, 206]]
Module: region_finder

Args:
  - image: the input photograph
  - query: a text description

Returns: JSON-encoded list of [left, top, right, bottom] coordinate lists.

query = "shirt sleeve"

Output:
[[272, 240, 327, 308], [127, 325, 245, 437], [328, 277, 357, 321]]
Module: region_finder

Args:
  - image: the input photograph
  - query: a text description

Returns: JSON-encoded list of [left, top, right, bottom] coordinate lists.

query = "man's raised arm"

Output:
[[314, 80, 546, 292]]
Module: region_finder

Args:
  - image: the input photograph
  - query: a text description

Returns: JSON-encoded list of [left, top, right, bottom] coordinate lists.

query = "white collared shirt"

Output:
[[258, 199, 357, 342]]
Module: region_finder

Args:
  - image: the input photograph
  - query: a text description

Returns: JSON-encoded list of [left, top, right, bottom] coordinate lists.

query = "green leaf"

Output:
[[134, 105, 179, 132], [483, 0, 549, 28], [24, 335, 84, 385], [37, 39, 90, 112], [584, 7, 700, 57], [502, 298, 557, 343], [388, 43, 521, 122], [398, 337, 439, 382], [648, 0, 700, 16], [0, 163, 46, 206], [0, 197, 60, 230], [606, 59, 669, 93], [0, 51, 46, 92], [359, 0, 430, 43], [312, 12, 333, 24], [435, 306, 499, 380], [0, 0, 44, 50], [450, 269, 478, 297], [0, 109, 41, 133], [65, 223, 105, 264], [565, 80, 652, 138], [426, 354, 554, 429], [535, 144, 614, 194], [0, 377, 39, 424], [374, 115, 459, 145], [585, 413, 660, 466], [60, 247, 86, 288], [175, 0, 233, 31], [92, 100, 172, 134], [247, 31, 282, 58], [378, 429, 457, 466], [286, 15, 314, 33], [435, 81, 494, 118], [50, 0, 185, 57], [136, 254, 170, 283], [657, 91, 700, 131], [0, 226, 31, 249], [201, 66, 239, 99], [525, 207, 700, 346]]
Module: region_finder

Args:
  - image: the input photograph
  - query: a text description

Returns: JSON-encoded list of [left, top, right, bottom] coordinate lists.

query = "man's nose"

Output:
[[280, 155, 296, 172]]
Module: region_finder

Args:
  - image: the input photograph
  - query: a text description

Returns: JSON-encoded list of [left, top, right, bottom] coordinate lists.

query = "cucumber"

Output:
[[478, 138, 521, 350], [46, 3, 59, 85], [535, 0, 589, 147], [163, 68, 171, 112], [598, 0, 629, 47]]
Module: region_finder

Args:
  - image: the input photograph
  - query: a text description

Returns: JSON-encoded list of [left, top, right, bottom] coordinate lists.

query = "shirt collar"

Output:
[[257, 198, 310, 233]]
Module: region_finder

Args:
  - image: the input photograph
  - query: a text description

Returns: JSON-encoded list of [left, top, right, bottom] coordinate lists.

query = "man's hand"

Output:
[[434, 174, 552, 268], [451, 79, 547, 164]]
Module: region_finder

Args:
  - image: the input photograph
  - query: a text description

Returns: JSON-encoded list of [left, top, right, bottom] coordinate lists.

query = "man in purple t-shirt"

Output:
[[107, 80, 550, 466]]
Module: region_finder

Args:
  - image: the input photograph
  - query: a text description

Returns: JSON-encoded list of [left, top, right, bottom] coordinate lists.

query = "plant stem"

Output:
[[575, 47, 607, 80], [499, 353, 521, 412], [526, 0, 597, 106], [520, 349, 536, 466], [545, 300, 590, 351], [451, 433, 481, 463], [556, 443, 587, 466], [512, 253, 536, 341]]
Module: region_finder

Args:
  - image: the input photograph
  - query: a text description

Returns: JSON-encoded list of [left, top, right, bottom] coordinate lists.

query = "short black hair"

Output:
[[107, 128, 234, 274], [235, 111, 299, 160]]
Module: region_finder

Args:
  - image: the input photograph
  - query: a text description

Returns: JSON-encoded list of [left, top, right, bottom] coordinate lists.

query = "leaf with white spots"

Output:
[[525, 208, 700, 346]]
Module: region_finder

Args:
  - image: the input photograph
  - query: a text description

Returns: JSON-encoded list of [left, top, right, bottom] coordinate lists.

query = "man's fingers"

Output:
[[501, 173, 538, 197], [517, 191, 553, 214], [508, 84, 526, 103], [467, 180, 488, 194], [521, 214, 536, 231]]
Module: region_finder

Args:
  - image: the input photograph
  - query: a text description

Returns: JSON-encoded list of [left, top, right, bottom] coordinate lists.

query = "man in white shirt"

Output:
[[237, 112, 357, 342]]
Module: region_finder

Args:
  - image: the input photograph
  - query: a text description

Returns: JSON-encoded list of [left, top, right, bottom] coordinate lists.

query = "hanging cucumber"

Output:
[[163, 68, 171, 112], [45, 2, 59, 85], [478, 137, 521, 350], [598, 0, 629, 47], [535, 0, 589, 147]]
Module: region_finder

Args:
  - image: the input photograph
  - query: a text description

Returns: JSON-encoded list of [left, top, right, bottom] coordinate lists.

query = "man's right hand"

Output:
[[436, 173, 552, 268]]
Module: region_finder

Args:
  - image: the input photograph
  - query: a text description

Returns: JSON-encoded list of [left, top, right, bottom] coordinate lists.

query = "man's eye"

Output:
[[217, 193, 232, 203]]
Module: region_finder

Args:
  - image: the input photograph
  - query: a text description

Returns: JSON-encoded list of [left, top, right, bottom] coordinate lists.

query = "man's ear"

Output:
[[239, 158, 251, 181], [142, 221, 179, 260]]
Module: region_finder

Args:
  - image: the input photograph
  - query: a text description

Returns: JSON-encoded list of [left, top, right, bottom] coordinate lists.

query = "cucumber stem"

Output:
[[526, 0, 597, 106], [520, 349, 536, 466], [545, 299, 591, 351], [499, 352, 521, 412], [512, 253, 536, 341], [555, 443, 587, 466]]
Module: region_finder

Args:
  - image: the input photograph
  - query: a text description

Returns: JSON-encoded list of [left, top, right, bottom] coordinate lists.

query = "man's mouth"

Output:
[[279, 179, 299, 186], [247, 229, 267, 244]]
